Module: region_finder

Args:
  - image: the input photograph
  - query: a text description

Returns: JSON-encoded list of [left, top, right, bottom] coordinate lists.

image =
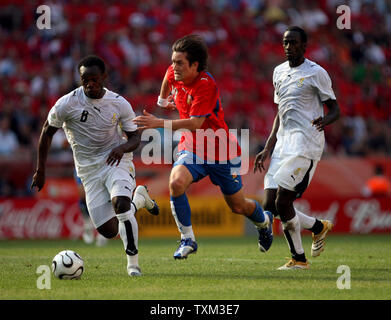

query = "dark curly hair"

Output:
[[77, 55, 106, 74], [172, 34, 208, 72], [286, 26, 307, 43]]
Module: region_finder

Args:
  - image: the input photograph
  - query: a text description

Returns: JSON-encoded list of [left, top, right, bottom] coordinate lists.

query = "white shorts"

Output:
[[264, 155, 318, 198], [79, 158, 136, 228]]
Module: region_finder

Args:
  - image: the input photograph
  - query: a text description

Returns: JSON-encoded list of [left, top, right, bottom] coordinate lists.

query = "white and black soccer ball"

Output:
[[52, 250, 84, 280]]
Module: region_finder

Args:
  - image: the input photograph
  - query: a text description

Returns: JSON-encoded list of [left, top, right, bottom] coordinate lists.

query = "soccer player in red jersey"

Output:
[[134, 35, 273, 259]]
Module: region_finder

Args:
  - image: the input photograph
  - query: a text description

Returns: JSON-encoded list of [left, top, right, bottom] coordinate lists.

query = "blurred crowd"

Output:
[[0, 0, 390, 164]]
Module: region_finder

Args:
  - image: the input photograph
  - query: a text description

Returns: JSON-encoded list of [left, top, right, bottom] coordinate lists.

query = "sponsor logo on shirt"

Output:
[[294, 168, 302, 175]]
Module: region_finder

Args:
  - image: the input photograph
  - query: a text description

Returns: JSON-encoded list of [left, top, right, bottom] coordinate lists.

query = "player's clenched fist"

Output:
[[31, 170, 45, 191]]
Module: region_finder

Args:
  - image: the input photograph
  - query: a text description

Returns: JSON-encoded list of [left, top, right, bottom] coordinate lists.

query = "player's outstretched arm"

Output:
[[106, 130, 141, 166], [254, 114, 280, 174], [312, 99, 340, 132], [133, 110, 205, 131], [31, 120, 58, 191]]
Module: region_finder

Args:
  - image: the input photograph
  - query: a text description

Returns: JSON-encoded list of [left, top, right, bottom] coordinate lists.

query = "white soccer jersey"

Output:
[[48, 86, 137, 176], [272, 58, 336, 161]]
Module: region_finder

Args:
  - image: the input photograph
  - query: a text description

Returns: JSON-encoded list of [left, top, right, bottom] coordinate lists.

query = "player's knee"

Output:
[[275, 195, 293, 219], [112, 196, 130, 214], [169, 178, 186, 197]]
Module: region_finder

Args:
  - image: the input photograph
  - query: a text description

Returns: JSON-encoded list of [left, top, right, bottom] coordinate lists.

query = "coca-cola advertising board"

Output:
[[0, 198, 83, 239]]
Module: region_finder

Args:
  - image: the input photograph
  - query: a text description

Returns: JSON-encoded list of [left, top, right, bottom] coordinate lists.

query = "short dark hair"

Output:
[[78, 55, 106, 74], [286, 26, 307, 43], [172, 34, 208, 72]]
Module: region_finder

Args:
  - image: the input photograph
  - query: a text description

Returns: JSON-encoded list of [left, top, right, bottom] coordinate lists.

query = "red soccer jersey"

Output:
[[166, 66, 241, 162]]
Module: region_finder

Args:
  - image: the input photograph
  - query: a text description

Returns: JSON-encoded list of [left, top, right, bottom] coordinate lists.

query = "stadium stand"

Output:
[[0, 0, 390, 196]]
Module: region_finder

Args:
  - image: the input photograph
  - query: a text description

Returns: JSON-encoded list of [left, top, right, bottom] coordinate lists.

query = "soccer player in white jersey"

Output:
[[254, 27, 340, 270], [31, 55, 159, 276]]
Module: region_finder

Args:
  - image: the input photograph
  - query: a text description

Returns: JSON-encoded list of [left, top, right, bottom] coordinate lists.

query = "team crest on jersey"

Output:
[[297, 78, 305, 87], [172, 87, 178, 101], [111, 113, 118, 124], [294, 168, 301, 175], [187, 94, 193, 105]]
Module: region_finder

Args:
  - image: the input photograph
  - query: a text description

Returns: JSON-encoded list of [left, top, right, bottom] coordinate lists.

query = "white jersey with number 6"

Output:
[[48, 86, 137, 176], [272, 58, 336, 161]]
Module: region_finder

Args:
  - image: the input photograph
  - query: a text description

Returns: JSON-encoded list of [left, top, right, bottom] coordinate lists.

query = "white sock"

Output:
[[295, 207, 316, 230], [179, 225, 195, 241], [117, 209, 139, 267], [282, 215, 304, 255]]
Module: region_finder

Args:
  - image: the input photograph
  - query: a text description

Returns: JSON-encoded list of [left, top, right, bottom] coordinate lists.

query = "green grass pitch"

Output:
[[1, 235, 390, 300]]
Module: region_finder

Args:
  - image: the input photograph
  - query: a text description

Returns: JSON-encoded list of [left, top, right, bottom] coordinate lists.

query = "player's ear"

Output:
[[302, 41, 307, 53], [191, 61, 199, 71]]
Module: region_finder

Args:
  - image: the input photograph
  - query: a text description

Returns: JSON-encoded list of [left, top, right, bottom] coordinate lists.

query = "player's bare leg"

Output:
[[262, 188, 277, 216], [224, 190, 273, 252], [97, 216, 119, 239], [169, 165, 198, 259]]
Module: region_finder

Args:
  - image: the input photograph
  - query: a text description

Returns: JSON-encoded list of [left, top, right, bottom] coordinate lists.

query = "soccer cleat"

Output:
[[277, 258, 310, 270], [127, 265, 142, 277], [135, 185, 159, 216], [257, 211, 274, 253], [311, 220, 333, 257], [173, 238, 198, 259]]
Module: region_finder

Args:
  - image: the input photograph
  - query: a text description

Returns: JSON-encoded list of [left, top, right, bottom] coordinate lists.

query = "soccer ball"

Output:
[[52, 250, 84, 279]]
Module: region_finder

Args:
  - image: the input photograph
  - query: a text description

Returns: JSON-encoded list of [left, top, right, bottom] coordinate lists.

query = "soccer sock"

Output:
[[295, 208, 324, 234], [295, 208, 316, 229], [170, 193, 195, 241], [132, 192, 145, 210], [117, 209, 139, 267], [282, 215, 306, 262], [248, 200, 269, 229], [309, 219, 324, 234]]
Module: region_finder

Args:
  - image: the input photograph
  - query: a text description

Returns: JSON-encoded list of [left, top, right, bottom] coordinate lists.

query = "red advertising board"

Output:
[[273, 196, 391, 235], [0, 198, 83, 239], [1, 196, 391, 239]]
